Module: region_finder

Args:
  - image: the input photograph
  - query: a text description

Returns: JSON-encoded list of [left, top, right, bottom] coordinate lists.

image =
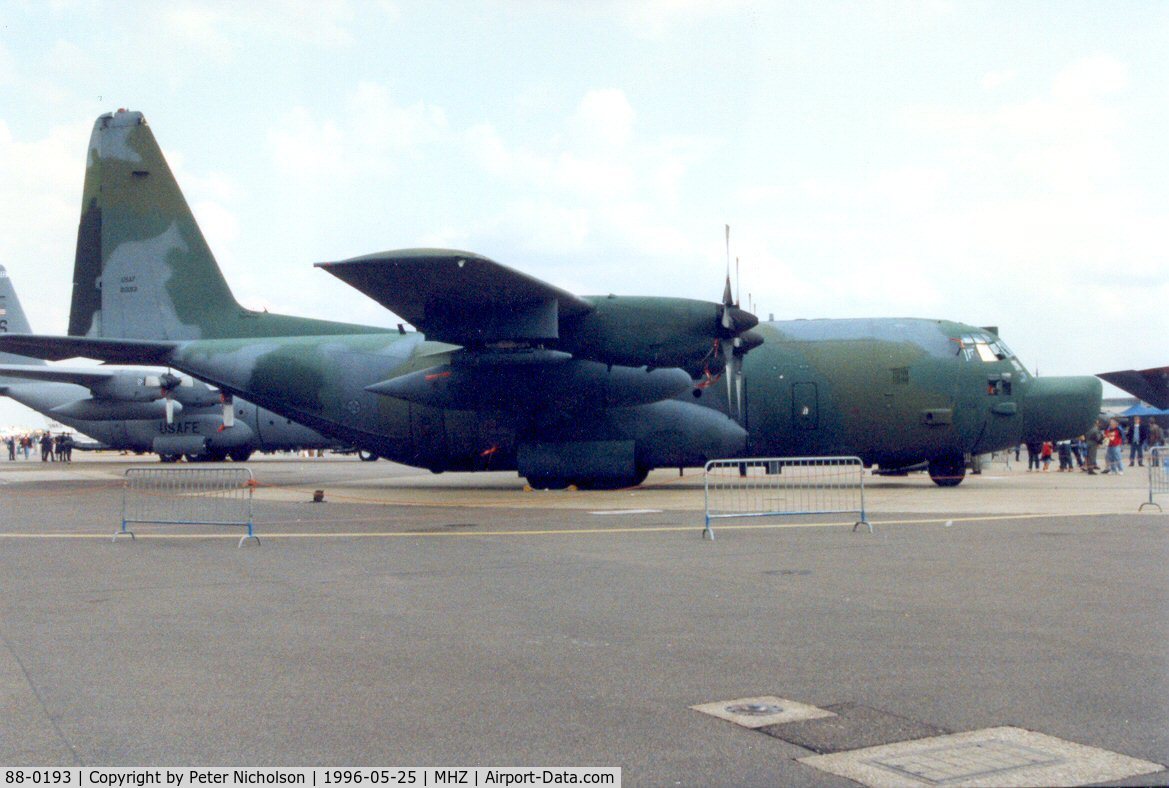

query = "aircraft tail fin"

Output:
[[69, 110, 383, 341], [0, 265, 47, 369]]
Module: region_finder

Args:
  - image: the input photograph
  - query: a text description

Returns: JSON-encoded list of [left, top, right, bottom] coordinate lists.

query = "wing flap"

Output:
[[315, 249, 593, 346]]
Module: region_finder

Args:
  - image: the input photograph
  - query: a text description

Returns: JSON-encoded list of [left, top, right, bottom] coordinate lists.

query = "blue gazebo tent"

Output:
[[1120, 403, 1169, 417]]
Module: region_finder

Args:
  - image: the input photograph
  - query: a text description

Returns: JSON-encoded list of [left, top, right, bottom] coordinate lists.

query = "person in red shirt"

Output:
[[1103, 418, 1125, 475]]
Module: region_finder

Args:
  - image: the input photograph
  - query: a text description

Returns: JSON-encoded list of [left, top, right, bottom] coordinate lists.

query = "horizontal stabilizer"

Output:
[[316, 249, 593, 346], [0, 334, 177, 365], [1098, 366, 1169, 410]]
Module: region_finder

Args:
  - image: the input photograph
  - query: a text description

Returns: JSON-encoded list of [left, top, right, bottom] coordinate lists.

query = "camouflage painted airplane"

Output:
[[0, 264, 342, 461], [0, 109, 1102, 487]]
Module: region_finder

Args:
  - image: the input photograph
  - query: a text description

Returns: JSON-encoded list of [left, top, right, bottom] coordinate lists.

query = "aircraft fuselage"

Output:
[[3, 381, 338, 460], [160, 316, 1099, 485]]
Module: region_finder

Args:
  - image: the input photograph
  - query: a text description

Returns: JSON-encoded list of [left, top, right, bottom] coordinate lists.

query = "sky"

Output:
[[0, 0, 1167, 429]]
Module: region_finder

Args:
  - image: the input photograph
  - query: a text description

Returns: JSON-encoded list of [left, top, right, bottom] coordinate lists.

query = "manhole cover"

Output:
[[869, 740, 1063, 783], [691, 696, 835, 729], [800, 727, 1164, 787], [727, 703, 784, 716]]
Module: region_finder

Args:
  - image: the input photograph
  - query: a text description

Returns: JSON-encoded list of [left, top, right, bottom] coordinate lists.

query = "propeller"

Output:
[[716, 228, 763, 422], [157, 371, 183, 424], [220, 392, 235, 429]]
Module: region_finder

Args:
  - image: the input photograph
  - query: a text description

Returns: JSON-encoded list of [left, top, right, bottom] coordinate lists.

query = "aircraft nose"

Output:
[[1020, 376, 1102, 443]]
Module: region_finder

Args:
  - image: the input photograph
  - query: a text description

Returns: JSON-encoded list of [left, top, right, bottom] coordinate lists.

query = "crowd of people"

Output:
[[1021, 415, 1165, 475], [3, 432, 75, 462]]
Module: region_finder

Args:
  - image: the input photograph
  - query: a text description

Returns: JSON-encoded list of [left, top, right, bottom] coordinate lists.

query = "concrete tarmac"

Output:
[[0, 453, 1165, 784]]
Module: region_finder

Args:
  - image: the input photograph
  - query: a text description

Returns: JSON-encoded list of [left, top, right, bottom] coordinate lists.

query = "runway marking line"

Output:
[[0, 511, 1144, 539]]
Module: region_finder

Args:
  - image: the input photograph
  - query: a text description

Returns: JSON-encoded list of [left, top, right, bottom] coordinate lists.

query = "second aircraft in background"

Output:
[[0, 265, 343, 462]]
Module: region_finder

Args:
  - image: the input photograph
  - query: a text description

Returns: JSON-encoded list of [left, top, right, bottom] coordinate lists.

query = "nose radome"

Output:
[[1021, 376, 1103, 443]]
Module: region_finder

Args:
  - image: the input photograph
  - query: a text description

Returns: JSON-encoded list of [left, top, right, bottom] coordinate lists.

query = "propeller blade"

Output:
[[221, 393, 234, 429], [725, 343, 734, 411], [734, 338, 745, 419], [164, 396, 175, 424]]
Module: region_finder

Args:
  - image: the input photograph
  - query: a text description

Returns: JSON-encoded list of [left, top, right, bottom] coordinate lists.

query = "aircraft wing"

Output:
[[0, 363, 122, 387], [1098, 366, 1169, 410], [316, 249, 594, 346], [0, 335, 177, 365]]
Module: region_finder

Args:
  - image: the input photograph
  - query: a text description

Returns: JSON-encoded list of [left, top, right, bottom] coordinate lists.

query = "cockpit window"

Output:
[[956, 333, 1015, 364]]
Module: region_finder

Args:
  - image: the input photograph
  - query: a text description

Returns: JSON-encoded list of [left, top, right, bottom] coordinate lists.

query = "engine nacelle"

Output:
[[169, 380, 223, 408], [563, 296, 758, 377], [368, 357, 694, 413], [85, 372, 221, 407], [52, 398, 180, 421], [90, 374, 170, 403]]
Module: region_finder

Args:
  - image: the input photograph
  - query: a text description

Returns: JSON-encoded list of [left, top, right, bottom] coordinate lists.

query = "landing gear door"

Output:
[[793, 382, 819, 431]]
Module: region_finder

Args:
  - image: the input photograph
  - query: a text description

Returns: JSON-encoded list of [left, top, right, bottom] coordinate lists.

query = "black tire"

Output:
[[573, 466, 650, 490], [228, 448, 253, 462], [928, 455, 966, 487], [358, 450, 379, 462], [526, 476, 570, 490]]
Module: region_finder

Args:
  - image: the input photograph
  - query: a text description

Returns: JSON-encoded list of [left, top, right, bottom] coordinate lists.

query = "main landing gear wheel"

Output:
[[228, 448, 253, 462], [928, 454, 966, 487], [574, 466, 650, 490], [358, 450, 379, 462], [526, 476, 570, 490], [186, 449, 227, 463]]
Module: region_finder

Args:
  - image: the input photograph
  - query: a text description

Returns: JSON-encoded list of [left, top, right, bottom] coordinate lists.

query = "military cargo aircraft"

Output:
[[0, 109, 1102, 486], [0, 265, 342, 461]]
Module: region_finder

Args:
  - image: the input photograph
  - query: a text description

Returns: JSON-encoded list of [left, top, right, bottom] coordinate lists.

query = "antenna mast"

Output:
[[724, 224, 731, 283]]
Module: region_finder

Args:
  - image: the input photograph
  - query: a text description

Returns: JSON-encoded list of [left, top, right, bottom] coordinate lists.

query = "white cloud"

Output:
[[747, 53, 1165, 375], [0, 119, 90, 335], [1052, 54, 1128, 100], [459, 89, 710, 261], [268, 107, 349, 178], [617, 0, 744, 40], [980, 69, 1017, 91], [349, 82, 449, 155], [0, 41, 16, 85], [156, 1, 357, 57], [268, 84, 447, 179], [571, 89, 635, 149], [191, 200, 241, 257]]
